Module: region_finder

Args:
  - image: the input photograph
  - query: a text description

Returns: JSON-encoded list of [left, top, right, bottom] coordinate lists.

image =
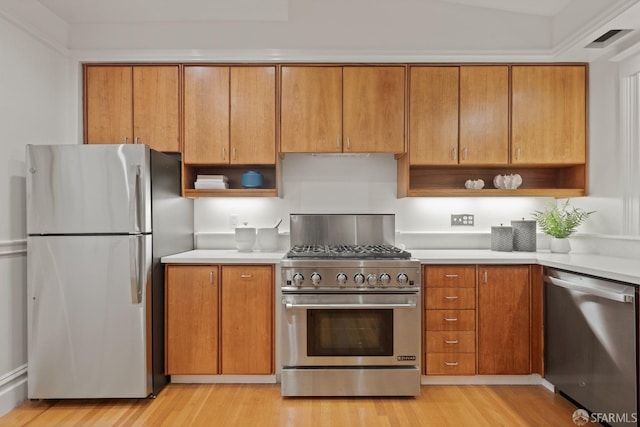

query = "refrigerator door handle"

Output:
[[133, 165, 143, 233], [130, 235, 145, 305]]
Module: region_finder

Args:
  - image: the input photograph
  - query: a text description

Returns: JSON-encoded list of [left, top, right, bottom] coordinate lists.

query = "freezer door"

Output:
[[27, 234, 153, 398], [26, 144, 151, 234]]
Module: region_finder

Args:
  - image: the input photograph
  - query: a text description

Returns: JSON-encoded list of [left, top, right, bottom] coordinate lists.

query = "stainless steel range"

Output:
[[280, 214, 421, 397]]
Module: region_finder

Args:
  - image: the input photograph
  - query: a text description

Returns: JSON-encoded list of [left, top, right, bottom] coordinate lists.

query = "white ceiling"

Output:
[[438, 0, 573, 16], [37, 0, 571, 24], [36, 0, 289, 23]]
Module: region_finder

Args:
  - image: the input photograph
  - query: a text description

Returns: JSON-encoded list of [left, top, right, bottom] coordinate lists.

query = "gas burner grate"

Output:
[[286, 244, 411, 260]]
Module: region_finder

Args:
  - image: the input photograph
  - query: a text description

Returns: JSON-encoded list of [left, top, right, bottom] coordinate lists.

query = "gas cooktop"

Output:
[[285, 244, 412, 260]]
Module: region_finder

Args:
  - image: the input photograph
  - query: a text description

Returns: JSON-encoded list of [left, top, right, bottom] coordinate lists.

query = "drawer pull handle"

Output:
[[445, 340, 459, 344], [445, 362, 459, 366], [240, 274, 253, 278], [444, 296, 459, 300], [444, 317, 458, 322], [444, 274, 459, 278]]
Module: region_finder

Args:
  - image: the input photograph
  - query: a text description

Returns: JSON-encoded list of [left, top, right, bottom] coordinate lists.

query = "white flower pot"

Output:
[[549, 237, 571, 254]]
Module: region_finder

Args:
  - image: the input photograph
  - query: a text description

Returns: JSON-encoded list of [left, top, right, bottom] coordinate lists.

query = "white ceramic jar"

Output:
[[257, 228, 279, 251], [234, 227, 256, 252]]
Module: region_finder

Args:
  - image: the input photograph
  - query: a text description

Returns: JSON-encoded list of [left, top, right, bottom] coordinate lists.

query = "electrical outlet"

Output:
[[451, 214, 475, 226], [230, 214, 238, 229]]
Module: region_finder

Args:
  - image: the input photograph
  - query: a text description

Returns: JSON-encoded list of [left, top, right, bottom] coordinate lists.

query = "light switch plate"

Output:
[[451, 214, 474, 226]]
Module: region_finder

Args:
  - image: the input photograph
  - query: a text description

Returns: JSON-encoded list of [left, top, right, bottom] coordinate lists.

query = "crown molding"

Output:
[[71, 48, 556, 64]]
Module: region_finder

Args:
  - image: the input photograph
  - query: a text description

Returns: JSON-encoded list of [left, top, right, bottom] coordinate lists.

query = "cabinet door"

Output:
[[511, 65, 586, 164], [459, 66, 509, 165], [221, 265, 273, 374], [477, 265, 530, 374], [409, 67, 459, 164], [280, 66, 343, 153], [183, 66, 230, 164], [85, 66, 133, 145], [166, 265, 219, 375], [230, 67, 276, 164], [343, 66, 405, 153], [132, 66, 180, 153]]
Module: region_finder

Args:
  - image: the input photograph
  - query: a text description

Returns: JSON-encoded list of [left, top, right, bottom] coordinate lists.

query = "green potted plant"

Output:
[[532, 199, 594, 253]]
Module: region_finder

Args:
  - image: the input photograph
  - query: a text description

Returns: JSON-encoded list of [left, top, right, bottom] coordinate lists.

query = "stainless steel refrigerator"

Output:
[[26, 144, 193, 399]]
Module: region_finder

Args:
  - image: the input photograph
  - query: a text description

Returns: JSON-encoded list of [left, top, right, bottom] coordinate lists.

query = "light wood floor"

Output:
[[0, 384, 579, 426]]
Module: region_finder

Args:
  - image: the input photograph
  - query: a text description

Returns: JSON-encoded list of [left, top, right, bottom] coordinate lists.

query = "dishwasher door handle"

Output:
[[544, 275, 635, 303]]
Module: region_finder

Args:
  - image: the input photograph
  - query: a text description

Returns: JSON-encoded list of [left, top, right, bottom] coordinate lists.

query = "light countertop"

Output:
[[162, 249, 640, 285]]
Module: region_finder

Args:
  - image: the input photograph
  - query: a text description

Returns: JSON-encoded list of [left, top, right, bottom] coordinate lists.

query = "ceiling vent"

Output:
[[586, 29, 633, 48]]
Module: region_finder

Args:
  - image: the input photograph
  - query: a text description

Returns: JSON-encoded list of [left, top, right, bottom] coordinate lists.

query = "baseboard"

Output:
[[171, 374, 277, 384], [421, 374, 544, 385], [0, 365, 28, 418]]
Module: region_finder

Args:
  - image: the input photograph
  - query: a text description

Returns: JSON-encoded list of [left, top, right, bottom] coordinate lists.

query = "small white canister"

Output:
[[491, 225, 513, 252]]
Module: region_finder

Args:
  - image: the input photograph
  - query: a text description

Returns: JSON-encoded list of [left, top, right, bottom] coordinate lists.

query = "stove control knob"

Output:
[[379, 273, 391, 285], [353, 273, 365, 286], [397, 273, 408, 285], [336, 273, 348, 286], [310, 272, 322, 286], [366, 273, 378, 287], [292, 273, 304, 287]]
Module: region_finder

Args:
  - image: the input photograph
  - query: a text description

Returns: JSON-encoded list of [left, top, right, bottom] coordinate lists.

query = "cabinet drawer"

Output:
[[425, 309, 475, 331], [426, 288, 475, 309], [426, 353, 476, 375], [425, 266, 476, 288], [426, 331, 475, 353]]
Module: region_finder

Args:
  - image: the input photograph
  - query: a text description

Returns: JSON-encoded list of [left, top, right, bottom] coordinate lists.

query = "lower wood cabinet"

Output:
[[166, 265, 219, 375], [424, 264, 534, 376], [220, 265, 273, 374], [424, 265, 476, 375], [165, 264, 274, 376], [477, 265, 531, 374]]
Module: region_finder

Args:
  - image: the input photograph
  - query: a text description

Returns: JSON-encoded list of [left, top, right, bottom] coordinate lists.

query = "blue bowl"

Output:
[[241, 171, 264, 188]]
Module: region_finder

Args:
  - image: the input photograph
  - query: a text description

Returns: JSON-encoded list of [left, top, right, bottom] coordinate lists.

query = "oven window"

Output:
[[307, 309, 393, 356]]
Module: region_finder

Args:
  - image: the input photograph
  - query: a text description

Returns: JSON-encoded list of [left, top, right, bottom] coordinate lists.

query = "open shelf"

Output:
[[403, 164, 586, 198], [182, 164, 279, 198]]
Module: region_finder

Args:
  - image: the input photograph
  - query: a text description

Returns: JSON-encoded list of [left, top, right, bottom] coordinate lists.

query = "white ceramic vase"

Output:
[[549, 237, 571, 254]]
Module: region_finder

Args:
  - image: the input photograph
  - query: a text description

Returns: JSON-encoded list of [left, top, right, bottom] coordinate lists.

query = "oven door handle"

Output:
[[282, 301, 417, 310]]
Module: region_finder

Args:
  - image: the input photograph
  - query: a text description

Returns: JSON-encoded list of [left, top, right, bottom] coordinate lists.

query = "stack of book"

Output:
[[194, 174, 229, 189]]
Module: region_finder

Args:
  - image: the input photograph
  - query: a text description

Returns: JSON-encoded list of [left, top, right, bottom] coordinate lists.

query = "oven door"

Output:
[[281, 292, 421, 367]]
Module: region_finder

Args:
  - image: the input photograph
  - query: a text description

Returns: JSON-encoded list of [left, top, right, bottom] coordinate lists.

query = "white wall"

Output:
[[0, 14, 74, 416], [194, 154, 553, 248]]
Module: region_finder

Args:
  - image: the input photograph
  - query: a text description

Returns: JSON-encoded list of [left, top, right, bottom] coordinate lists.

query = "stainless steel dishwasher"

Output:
[[544, 267, 637, 426]]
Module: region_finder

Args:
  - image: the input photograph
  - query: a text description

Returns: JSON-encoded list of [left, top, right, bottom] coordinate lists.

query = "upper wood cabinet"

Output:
[[511, 65, 586, 164], [280, 66, 342, 153], [459, 66, 509, 164], [280, 66, 405, 154], [84, 65, 180, 153], [183, 65, 276, 165], [409, 66, 458, 164], [403, 63, 587, 197], [409, 65, 508, 165]]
